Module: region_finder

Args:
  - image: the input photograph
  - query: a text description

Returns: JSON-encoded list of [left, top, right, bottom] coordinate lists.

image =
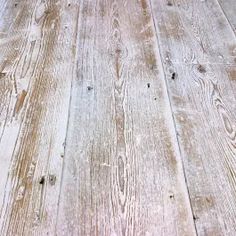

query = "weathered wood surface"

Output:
[[150, 0, 236, 235], [56, 0, 196, 235], [0, 0, 80, 235], [0, 0, 236, 235]]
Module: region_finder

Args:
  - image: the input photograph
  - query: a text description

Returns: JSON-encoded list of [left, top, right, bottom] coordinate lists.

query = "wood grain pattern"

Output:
[[0, 0, 80, 235], [56, 0, 196, 235], [150, 0, 236, 235], [1, 0, 236, 235]]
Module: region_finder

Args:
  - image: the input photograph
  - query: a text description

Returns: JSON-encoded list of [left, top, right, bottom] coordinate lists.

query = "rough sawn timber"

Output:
[[0, 0, 80, 235], [56, 0, 196, 235], [150, 0, 236, 235]]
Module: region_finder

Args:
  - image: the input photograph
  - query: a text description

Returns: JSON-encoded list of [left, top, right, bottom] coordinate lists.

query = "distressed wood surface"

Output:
[[0, 0, 236, 235], [150, 0, 236, 235], [0, 0, 80, 235], [56, 0, 196, 235]]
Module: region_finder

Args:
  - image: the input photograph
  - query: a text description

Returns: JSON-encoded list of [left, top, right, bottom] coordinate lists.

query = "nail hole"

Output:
[[171, 72, 176, 80], [39, 176, 45, 185]]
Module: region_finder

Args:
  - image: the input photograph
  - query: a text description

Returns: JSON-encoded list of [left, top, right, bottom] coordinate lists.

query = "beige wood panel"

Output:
[[150, 0, 236, 235], [0, 0, 80, 235], [56, 0, 196, 235]]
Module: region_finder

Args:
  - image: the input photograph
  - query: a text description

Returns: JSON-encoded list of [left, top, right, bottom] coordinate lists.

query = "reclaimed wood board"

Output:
[[0, 0, 236, 235], [150, 0, 236, 235], [56, 0, 196, 235], [0, 0, 80, 235]]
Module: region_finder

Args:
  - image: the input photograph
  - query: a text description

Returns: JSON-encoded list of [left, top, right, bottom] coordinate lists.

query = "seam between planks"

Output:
[[55, 0, 83, 232], [148, 0, 198, 234], [215, 0, 236, 38]]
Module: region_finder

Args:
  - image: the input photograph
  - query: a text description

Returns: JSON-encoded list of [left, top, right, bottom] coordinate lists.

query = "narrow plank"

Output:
[[56, 0, 196, 235], [0, 0, 80, 235], [217, 0, 236, 34], [150, 0, 236, 235]]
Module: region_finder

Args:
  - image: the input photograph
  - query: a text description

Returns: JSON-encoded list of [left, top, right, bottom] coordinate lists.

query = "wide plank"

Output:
[[0, 0, 80, 235], [56, 0, 196, 235], [150, 0, 236, 235]]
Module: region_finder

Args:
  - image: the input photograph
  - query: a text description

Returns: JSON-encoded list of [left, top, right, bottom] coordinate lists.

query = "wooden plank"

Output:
[[56, 0, 196, 235], [217, 0, 236, 34], [150, 0, 236, 235], [0, 0, 80, 235]]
